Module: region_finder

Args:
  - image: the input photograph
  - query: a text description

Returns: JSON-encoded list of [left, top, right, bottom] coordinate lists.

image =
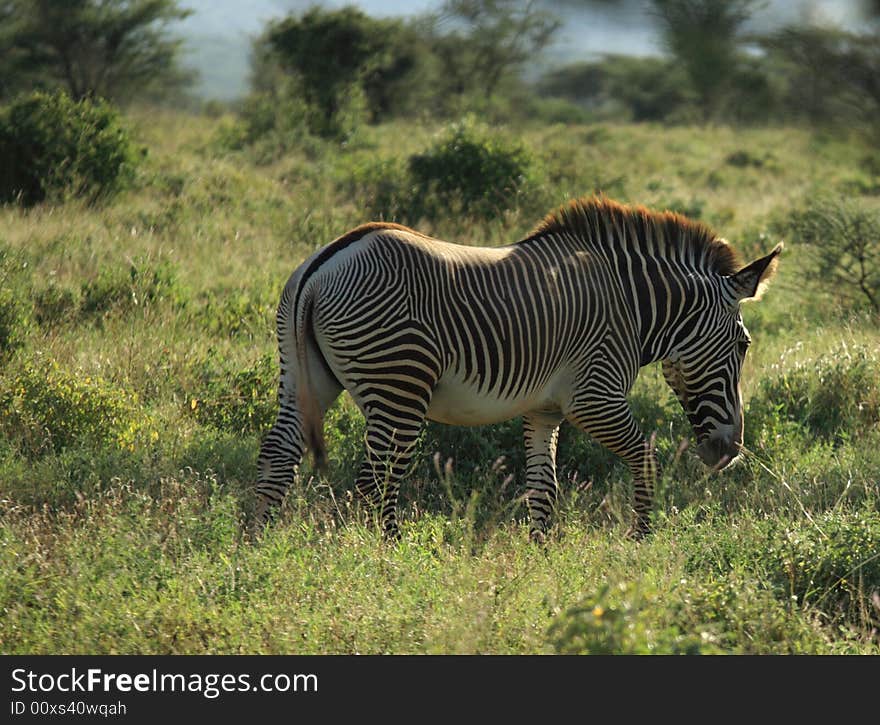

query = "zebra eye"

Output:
[[737, 340, 750, 356]]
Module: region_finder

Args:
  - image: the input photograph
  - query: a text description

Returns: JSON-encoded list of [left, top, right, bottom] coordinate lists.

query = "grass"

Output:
[[1, 108, 878, 654]]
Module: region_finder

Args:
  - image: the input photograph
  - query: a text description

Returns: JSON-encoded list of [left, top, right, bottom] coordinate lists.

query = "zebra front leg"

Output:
[[254, 402, 305, 533], [354, 414, 424, 540], [566, 396, 657, 539], [523, 412, 563, 543]]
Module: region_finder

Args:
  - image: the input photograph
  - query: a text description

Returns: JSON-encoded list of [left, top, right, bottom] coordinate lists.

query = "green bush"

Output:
[[0, 90, 138, 206], [763, 509, 880, 623], [0, 361, 146, 457], [0, 285, 28, 362], [780, 197, 880, 313], [190, 287, 274, 340], [190, 353, 277, 435], [80, 257, 180, 318], [405, 120, 542, 222], [32, 284, 80, 327], [346, 156, 410, 222], [0, 245, 30, 361], [747, 344, 880, 447], [548, 582, 713, 654], [214, 79, 317, 161]]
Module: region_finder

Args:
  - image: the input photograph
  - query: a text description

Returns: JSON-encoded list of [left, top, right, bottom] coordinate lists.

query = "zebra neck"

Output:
[[625, 257, 712, 367]]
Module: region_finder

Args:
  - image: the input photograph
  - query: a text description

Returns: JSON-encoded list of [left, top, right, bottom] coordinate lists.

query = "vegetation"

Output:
[[260, 7, 419, 138], [0, 0, 192, 103], [1, 1, 879, 656], [0, 90, 138, 205], [650, 0, 759, 121], [1, 104, 878, 654], [779, 198, 880, 313]]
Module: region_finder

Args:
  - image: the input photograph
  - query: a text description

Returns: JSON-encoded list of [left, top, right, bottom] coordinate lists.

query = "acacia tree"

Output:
[[430, 0, 560, 102], [650, 0, 757, 121], [5, 0, 192, 102], [786, 199, 880, 314], [263, 6, 422, 135]]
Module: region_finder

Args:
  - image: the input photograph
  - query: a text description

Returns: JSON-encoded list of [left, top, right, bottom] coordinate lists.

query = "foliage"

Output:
[[262, 7, 420, 138], [0, 0, 192, 103], [427, 0, 560, 106], [32, 284, 81, 327], [781, 197, 880, 312], [762, 510, 880, 623], [80, 257, 180, 318], [0, 1, 38, 100], [0, 360, 147, 457], [216, 78, 314, 158], [548, 582, 712, 654], [0, 243, 29, 361], [538, 55, 695, 123], [650, 0, 759, 121], [0, 90, 138, 206], [747, 343, 880, 447], [760, 25, 880, 132], [189, 353, 277, 435], [405, 120, 543, 222]]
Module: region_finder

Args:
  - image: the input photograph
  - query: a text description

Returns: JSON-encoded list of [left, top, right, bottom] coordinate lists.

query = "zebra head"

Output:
[[662, 243, 783, 469]]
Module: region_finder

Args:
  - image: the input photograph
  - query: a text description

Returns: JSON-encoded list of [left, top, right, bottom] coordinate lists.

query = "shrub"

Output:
[[80, 258, 180, 318], [32, 284, 81, 327], [763, 509, 880, 624], [548, 582, 714, 654], [747, 343, 880, 447], [346, 156, 410, 222], [0, 245, 30, 361], [190, 287, 274, 340], [0, 285, 28, 362], [780, 197, 880, 313], [214, 79, 316, 160], [405, 120, 542, 222], [726, 149, 771, 168], [0, 90, 138, 206], [0, 361, 145, 457], [190, 353, 277, 435]]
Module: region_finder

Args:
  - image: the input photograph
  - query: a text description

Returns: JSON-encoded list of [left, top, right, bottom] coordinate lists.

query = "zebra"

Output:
[[254, 196, 781, 541]]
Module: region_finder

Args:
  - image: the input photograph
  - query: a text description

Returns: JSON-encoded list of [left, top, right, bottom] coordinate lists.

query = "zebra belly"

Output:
[[427, 370, 567, 426]]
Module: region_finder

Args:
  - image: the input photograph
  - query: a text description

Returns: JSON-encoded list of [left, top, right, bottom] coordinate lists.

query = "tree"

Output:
[[0, 1, 37, 99], [759, 25, 847, 126], [538, 55, 694, 122], [650, 0, 758, 121], [761, 25, 880, 134], [429, 0, 560, 102], [785, 199, 880, 314], [3, 0, 192, 102], [263, 6, 423, 134]]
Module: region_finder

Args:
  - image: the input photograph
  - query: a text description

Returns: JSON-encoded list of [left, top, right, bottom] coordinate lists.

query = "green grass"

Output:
[[1, 108, 878, 654]]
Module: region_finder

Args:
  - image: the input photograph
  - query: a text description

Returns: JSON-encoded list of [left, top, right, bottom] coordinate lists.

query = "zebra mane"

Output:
[[528, 196, 742, 276]]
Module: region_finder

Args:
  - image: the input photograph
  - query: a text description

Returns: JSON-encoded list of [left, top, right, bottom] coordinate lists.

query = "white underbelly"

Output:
[[427, 370, 568, 425]]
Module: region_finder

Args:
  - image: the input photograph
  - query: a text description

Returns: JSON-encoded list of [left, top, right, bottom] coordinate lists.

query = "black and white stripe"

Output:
[[254, 197, 781, 540]]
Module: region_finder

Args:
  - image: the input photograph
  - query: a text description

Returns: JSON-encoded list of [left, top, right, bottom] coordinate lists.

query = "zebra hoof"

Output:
[[529, 528, 547, 545], [625, 522, 651, 541], [383, 525, 402, 542]]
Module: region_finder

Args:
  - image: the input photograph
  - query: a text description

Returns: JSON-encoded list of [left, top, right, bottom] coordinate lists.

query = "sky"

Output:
[[178, 0, 869, 101]]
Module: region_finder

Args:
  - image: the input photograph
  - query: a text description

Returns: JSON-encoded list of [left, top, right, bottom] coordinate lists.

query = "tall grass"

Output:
[[0, 108, 878, 654]]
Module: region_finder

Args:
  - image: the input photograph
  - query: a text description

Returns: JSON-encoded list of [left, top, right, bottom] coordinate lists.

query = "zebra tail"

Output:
[[294, 289, 328, 469]]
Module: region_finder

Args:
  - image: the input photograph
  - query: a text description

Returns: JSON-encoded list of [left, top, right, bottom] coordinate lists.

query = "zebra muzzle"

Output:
[[696, 434, 741, 470]]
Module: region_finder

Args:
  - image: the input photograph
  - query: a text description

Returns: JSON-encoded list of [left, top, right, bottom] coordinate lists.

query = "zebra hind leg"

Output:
[[253, 402, 305, 535], [354, 414, 426, 541], [523, 412, 563, 543]]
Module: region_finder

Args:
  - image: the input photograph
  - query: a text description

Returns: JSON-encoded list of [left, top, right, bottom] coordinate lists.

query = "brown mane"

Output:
[[527, 195, 742, 276]]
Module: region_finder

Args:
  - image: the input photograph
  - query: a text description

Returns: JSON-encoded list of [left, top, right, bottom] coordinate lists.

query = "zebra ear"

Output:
[[731, 242, 783, 301]]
